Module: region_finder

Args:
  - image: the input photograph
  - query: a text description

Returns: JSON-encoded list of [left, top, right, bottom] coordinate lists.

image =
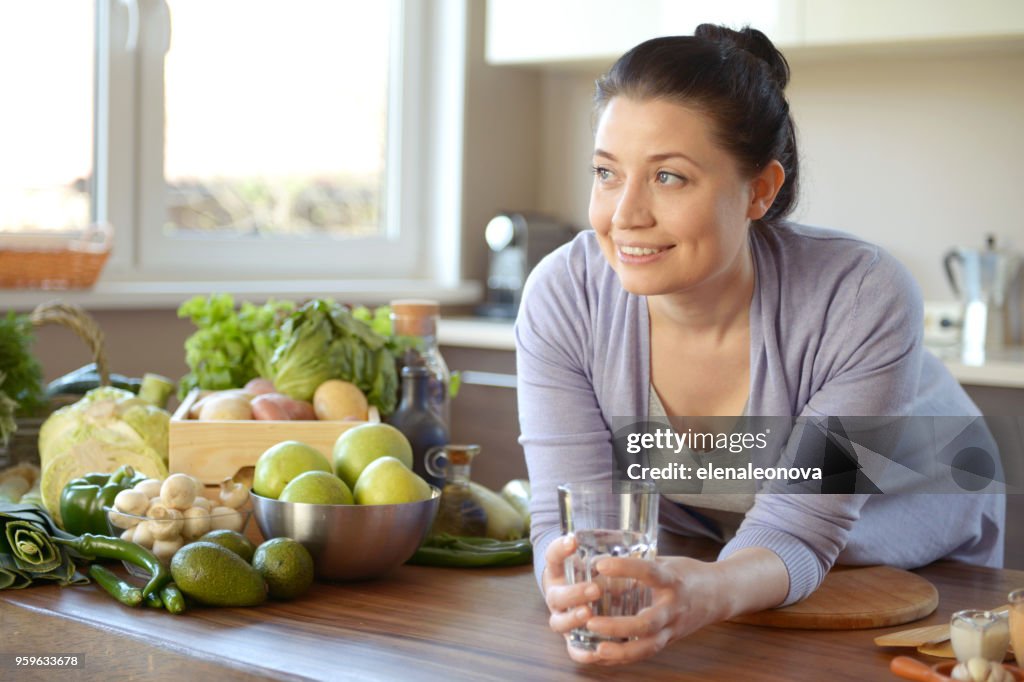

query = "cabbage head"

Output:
[[39, 387, 170, 470]]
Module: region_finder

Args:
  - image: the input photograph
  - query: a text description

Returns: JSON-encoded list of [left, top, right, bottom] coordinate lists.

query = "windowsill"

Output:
[[2, 279, 483, 312]]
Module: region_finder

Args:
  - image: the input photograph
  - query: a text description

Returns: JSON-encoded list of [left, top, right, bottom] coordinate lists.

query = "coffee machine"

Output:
[[944, 235, 1023, 366], [476, 212, 577, 318]]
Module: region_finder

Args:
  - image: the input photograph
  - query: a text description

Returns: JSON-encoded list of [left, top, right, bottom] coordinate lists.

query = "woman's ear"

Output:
[[747, 160, 786, 220]]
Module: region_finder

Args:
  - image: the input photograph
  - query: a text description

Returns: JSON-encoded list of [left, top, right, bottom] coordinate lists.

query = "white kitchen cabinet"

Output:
[[803, 0, 1024, 46], [485, 0, 801, 68], [486, 0, 1024, 69]]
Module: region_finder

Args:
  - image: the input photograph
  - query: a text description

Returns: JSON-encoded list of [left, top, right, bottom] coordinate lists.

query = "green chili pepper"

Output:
[[59, 465, 147, 536], [88, 564, 142, 607], [407, 534, 533, 568], [55, 534, 170, 597], [160, 583, 186, 615], [143, 589, 164, 609]]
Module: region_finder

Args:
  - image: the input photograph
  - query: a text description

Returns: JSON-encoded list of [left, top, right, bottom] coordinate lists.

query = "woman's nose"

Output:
[[611, 182, 654, 230]]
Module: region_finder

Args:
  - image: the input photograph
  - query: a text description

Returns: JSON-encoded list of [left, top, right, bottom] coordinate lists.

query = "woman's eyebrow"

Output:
[[592, 148, 702, 169]]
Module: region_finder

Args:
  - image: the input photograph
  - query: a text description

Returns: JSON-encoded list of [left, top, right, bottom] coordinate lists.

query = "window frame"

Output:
[[94, 0, 467, 287]]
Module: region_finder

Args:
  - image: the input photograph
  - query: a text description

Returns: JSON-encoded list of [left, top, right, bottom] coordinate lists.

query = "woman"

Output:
[[514, 25, 1004, 665]]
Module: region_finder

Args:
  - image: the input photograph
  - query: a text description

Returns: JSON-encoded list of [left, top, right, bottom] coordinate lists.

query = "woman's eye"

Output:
[[591, 166, 613, 181], [656, 170, 686, 185]]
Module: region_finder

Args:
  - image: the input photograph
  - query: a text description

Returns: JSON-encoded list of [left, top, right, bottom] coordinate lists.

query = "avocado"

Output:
[[170, 541, 267, 607], [199, 529, 257, 563]]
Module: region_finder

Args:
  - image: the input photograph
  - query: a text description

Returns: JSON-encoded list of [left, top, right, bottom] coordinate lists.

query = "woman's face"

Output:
[[589, 96, 768, 298]]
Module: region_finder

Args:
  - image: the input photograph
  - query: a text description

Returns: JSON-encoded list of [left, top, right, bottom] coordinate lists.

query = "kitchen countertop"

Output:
[[2, 534, 1021, 681], [439, 317, 1024, 389]]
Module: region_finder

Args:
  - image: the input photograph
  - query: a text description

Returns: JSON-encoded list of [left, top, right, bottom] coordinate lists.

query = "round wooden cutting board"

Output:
[[729, 565, 939, 630]]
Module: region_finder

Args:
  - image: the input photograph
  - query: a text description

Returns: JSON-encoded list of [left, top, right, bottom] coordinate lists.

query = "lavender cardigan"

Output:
[[514, 223, 1004, 605]]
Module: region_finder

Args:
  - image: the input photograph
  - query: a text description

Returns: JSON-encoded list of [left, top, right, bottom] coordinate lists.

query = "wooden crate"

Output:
[[169, 388, 379, 485]]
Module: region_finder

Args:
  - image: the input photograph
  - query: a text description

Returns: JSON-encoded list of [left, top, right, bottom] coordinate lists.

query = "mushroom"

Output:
[[120, 527, 135, 543], [219, 476, 249, 510], [147, 505, 184, 540], [160, 473, 198, 511], [107, 509, 141, 529], [209, 506, 244, 532], [190, 496, 212, 510], [181, 507, 212, 540], [954, 659, 1015, 682], [133, 521, 155, 549], [152, 536, 184, 564], [133, 478, 163, 499], [113, 489, 149, 516]]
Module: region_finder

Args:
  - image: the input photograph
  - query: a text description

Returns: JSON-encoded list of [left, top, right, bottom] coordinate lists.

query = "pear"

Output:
[[353, 456, 432, 505]]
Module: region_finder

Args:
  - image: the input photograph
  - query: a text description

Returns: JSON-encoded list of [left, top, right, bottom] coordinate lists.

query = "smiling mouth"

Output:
[[619, 245, 670, 256]]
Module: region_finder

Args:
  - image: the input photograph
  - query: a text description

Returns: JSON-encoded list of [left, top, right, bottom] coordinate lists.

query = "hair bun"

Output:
[[694, 24, 790, 89]]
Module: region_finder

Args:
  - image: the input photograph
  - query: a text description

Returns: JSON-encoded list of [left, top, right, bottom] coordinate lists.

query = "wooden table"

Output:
[[1, 535, 1022, 682]]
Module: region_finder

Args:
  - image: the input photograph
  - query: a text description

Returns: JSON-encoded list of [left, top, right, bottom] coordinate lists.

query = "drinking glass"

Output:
[[949, 609, 1010, 663], [557, 480, 659, 650], [1010, 589, 1024, 667]]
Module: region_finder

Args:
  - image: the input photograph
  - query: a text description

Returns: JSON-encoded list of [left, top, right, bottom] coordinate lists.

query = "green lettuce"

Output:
[[177, 294, 295, 398], [269, 300, 399, 415]]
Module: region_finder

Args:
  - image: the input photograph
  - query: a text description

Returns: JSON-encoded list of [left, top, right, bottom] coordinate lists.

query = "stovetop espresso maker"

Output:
[[943, 235, 1022, 365]]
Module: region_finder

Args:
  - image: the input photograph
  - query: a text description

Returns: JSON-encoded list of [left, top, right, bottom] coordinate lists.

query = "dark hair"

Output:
[[594, 24, 799, 226]]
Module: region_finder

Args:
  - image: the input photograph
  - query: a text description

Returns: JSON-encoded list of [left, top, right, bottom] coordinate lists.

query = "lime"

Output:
[[199, 529, 257, 563], [252, 538, 315, 600], [279, 471, 353, 505]]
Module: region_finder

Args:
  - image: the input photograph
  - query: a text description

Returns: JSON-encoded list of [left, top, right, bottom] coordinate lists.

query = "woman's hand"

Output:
[[543, 536, 718, 665], [578, 555, 719, 665], [542, 535, 605, 663], [544, 543, 788, 666]]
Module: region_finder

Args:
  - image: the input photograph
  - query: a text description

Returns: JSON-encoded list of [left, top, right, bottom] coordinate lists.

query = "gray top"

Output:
[[514, 223, 1004, 605]]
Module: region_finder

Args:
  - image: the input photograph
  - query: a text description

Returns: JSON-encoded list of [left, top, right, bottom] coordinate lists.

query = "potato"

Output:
[[190, 389, 252, 419], [313, 379, 369, 421], [244, 377, 276, 395], [251, 393, 316, 421], [250, 394, 288, 420], [198, 394, 254, 421]]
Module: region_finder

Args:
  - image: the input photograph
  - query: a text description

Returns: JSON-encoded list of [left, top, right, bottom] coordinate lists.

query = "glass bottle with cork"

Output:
[[387, 365, 449, 488], [425, 443, 487, 537], [389, 299, 450, 428]]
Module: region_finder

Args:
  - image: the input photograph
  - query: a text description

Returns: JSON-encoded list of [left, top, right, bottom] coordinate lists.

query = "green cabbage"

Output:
[[38, 387, 170, 471]]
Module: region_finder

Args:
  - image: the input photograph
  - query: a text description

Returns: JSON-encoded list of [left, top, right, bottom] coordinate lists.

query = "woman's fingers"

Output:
[[585, 604, 672, 640], [594, 557, 676, 587], [549, 603, 591, 634], [545, 581, 601, 613], [591, 629, 673, 666], [544, 534, 577, 583]]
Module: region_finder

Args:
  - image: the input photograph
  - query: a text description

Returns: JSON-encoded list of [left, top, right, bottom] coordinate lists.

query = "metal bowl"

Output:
[[250, 487, 440, 581]]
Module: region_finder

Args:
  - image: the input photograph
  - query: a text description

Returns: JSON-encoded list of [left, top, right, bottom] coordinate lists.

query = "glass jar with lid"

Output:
[[389, 299, 450, 428]]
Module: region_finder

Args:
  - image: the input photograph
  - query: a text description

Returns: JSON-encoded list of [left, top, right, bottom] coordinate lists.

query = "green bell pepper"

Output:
[[59, 465, 146, 536]]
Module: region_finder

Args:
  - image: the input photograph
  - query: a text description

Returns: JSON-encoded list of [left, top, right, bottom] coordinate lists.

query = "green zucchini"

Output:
[[45, 363, 142, 399]]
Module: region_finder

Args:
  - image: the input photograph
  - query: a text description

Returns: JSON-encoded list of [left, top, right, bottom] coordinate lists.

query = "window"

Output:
[[0, 3, 94, 234], [3, 0, 467, 287]]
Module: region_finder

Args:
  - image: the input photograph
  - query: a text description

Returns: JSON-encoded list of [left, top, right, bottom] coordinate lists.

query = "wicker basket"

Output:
[[0, 302, 111, 468], [0, 223, 113, 290]]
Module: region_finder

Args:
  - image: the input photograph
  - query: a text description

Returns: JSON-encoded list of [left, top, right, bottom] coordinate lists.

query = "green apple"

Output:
[[253, 440, 332, 499], [279, 470, 353, 505], [353, 456, 433, 506], [333, 423, 413, 490]]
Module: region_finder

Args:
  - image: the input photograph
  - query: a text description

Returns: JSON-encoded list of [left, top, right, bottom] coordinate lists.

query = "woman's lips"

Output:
[[616, 243, 673, 265]]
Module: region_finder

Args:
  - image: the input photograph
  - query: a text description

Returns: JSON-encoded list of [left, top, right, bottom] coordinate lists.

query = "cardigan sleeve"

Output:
[[514, 245, 617, 588], [719, 246, 927, 605]]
